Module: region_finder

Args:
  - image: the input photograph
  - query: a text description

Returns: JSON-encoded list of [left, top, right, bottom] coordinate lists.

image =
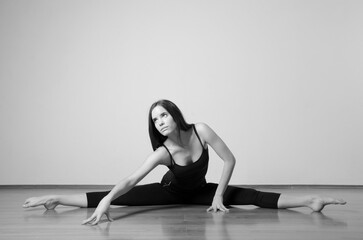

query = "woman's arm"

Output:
[[82, 147, 170, 225], [196, 123, 236, 212], [107, 147, 169, 201]]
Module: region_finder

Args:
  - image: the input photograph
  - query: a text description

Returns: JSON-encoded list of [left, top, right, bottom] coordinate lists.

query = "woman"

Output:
[[23, 99, 346, 225]]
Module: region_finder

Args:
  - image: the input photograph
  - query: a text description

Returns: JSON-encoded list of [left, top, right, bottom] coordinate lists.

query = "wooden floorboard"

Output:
[[0, 187, 361, 239]]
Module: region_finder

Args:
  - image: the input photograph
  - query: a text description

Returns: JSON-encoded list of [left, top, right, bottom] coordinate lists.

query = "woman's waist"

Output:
[[161, 173, 206, 193]]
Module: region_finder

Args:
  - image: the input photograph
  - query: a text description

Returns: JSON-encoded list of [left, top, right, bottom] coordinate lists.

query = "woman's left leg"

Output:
[[189, 183, 346, 211], [277, 194, 346, 212], [189, 183, 280, 208], [23, 194, 87, 209]]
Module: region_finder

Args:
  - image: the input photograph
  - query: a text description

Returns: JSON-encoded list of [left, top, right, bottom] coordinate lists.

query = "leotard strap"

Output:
[[192, 124, 205, 149], [162, 144, 174, 166]]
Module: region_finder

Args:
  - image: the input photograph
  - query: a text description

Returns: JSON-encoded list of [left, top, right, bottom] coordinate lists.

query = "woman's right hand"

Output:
[[82, 197, 113, 225]]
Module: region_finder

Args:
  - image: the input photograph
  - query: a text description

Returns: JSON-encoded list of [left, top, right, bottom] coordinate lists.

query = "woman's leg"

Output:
[[190, 183, 280, 208], [87, 183, 182, 207], [23, 183, 181, 209], [23, 194, 87, 209], [190, 184, 345, 212], [277, 194, 346, 212]]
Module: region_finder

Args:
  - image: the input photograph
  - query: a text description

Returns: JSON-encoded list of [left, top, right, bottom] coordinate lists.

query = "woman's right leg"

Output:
[[24, 183, 180, 210], [87, 183, 181, 207], [23, 194, 87, 209]]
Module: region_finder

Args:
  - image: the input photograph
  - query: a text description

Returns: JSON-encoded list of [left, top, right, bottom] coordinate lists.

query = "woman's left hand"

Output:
[[82, 197, 113, 225], [207, 195, 229, 212]]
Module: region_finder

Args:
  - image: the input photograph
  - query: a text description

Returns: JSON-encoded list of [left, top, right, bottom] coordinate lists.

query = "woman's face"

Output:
[[151, 105, 178, 136]]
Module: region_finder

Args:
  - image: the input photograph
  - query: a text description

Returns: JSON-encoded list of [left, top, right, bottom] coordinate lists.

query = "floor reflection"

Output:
[[23, 205, 348, 239]]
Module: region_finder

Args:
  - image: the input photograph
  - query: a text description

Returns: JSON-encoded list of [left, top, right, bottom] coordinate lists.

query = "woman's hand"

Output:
[[207, 195, 229, 212], [82, 197, 114, 225]]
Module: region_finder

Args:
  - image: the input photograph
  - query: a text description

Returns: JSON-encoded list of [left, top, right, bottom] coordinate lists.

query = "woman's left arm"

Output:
[[196, 123, 236, 212]]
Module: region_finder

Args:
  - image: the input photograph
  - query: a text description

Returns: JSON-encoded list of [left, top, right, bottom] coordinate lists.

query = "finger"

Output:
[[219, 207, 228, 212], [105, 211, 114, 222], [216, 206, 225, 212], [82, 214, 97, 225], [219, 205, 229, 212], [206, 206, 213, 212], [82, 217, 95, 225], [82, 217, 94, 225], [222, 207, 229, 212], [90, 215, 101, 226]]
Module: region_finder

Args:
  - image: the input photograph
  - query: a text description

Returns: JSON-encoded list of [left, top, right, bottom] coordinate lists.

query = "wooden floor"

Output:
[[0, 187, 361, 240]]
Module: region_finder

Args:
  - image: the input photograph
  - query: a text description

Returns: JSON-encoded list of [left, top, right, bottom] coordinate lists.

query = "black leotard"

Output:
[[87, 124, 280, 208], [160, 124, 208, 193]]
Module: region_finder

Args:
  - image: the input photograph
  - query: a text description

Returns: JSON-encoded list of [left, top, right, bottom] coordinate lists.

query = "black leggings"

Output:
[[87, 183, 280, 209]]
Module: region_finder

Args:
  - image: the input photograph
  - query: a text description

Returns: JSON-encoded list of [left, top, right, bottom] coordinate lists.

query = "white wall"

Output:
[[0, 0, 362, 185]]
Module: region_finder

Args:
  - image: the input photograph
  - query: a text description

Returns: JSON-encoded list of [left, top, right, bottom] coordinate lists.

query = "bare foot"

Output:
[[23, 196, 59, 210], [307, 196, 346, 212]]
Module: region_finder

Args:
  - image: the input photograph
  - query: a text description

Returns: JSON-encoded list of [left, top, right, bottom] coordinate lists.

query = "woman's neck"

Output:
[[167, 128, 191, 148]]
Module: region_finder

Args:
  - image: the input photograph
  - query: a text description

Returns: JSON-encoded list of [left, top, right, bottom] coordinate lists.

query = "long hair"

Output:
[[148, 99, 193, 150]]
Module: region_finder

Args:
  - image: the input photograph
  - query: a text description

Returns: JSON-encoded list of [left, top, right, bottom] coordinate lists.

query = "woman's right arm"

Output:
[[82, 147, 169, 225], [107, 147, 169, 201]]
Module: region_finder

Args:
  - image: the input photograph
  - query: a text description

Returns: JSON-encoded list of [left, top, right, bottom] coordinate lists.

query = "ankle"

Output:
[[44, 195, 60, 210]]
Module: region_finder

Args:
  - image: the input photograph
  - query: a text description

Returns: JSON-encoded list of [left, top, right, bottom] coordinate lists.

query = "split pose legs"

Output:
[[23, 183, 346, 214]]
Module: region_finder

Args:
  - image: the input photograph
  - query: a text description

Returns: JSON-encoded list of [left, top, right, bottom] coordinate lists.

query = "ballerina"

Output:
[[24, 99, 346, 225]]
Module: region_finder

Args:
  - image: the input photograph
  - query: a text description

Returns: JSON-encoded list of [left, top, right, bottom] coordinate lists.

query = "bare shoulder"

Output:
[[194, 122, 217, 144], [194, 123, 232, 157], [194, 122, 213, 134], [150, 145, 171, 166]]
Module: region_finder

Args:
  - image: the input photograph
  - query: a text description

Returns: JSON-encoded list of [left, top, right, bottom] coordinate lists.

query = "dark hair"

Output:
[[148, 99, 193, 150]]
